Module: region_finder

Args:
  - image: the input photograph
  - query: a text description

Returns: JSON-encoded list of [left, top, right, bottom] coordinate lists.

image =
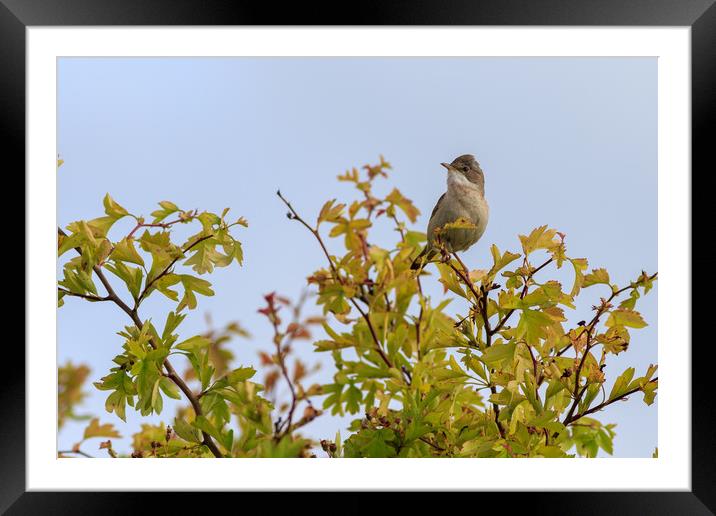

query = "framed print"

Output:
[[3, 0, 712, 512]]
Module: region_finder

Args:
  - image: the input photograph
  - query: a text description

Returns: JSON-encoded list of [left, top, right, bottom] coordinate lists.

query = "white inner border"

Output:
[[27, 27, 690, 491]]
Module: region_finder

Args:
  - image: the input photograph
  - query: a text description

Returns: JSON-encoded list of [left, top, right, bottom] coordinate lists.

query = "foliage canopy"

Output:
[[58, 157, 657, 458]]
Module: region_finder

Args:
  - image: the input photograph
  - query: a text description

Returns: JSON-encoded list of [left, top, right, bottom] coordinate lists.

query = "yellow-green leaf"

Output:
[[83, 418, 121, 440]]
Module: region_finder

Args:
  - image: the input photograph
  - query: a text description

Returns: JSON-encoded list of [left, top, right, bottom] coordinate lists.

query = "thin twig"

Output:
[[126, 215, 190, 239], [58, 449, 94, 458], [270, 292, 309, 438], [419, 436, 445, 452], [58, 288, 110, 302]]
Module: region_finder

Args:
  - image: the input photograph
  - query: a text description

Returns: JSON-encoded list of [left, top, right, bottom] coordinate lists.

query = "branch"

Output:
[[58, 288, 110, 302], [447, 255, 481, 302], [286, 407, 323, 435], [556, 272, 658, 360], [129, 312, 224, 458], [277, 190, 339, 278], [391, 214, 424, 361], [562, 273, 658, 425], [267, 294, 306, 438], [564, 378, 658, 425], [419, 436, 445, 452], [58, 227, 224, 458], [126, 214, 192, 239], [446, 250, 506, 438], [135, 233, 214, 306], [58, 228, 136, 319]]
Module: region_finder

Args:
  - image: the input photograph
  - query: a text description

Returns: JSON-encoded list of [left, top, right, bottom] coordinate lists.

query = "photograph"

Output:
[[56, 56, 658, 460]]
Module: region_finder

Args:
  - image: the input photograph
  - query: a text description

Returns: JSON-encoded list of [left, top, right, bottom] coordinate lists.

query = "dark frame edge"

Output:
[[0, 1, 27, 514], [3, 0, 713, 513], [691, 0, 716, 513]]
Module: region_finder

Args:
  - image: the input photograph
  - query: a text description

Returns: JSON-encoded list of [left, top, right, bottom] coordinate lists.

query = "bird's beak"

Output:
[[440, 162, 451, 171]]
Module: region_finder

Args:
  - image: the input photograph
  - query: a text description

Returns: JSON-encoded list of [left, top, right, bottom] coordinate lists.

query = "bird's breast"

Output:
[[429, 188, 489, 251], [446, 184, 489, 227]]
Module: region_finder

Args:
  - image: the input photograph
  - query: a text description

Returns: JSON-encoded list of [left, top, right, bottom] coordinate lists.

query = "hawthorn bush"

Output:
[[58, 157, 657, 458]]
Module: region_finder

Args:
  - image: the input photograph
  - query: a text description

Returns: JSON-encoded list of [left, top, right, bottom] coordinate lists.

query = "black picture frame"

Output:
[[4, 0, 712, 513]]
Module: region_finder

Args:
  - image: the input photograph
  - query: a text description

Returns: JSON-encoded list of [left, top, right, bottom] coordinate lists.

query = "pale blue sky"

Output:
[[58, 57, 657, 457]]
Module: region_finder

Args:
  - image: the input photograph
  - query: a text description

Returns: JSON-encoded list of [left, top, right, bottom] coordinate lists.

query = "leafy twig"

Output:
[[135, 233, 214, 306], [564, 378, 658, 425], [58, 288, 110, 302], [490, 257, 553, 335], [562, 274, 657, 425], [58, 227, 224, 458], [276, 190, 404, 380]]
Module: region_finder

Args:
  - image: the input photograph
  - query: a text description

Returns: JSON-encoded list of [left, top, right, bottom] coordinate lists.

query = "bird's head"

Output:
[[441, 154, 485, 189]]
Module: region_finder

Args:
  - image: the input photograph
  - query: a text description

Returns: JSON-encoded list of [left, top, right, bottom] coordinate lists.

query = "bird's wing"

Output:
[[426, 193, 447, 245], [430, 193, 446, 221]]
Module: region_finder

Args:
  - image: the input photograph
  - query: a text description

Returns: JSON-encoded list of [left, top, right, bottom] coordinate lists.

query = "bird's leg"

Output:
[[435, 235, 451, 264], [452, 252, 472, 282]]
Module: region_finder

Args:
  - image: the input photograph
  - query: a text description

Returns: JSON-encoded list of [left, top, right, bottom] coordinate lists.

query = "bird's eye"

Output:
[[462, 166, 469, 172]]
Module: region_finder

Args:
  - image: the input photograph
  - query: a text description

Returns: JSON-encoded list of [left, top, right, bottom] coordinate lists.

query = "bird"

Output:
[[410, 154, 489, 270]]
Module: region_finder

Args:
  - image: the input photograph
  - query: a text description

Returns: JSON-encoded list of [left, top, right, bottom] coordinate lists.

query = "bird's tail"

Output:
[[410, 246, 437, 271]]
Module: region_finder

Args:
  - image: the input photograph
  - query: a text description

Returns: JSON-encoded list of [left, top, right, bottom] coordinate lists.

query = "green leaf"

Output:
[[158, 377, 181, 400], [583, 268, 610, 288], [111, 237, 145, 266], [385, 188, 420, 223], [609, 367, 635, 400], [480, 341, 516, 368], [568, 258, 588, 297], [344, 383, 363, 414], [104, 390, 128, 422], [175, 335, 211, 352], [317, 199, 346, 225], [58, 231, 83, 256], [151, 200, 180, 223], [606, 309, 647, 329], [642, 380, 658, 406], [435, 263, 467, 298], [151, 378, 164, 413], [104, 262, 143, 300], [183, 237, 220, 274], [154, 273, 181, 302], [519, 225, 557, 254], [313, 339, 354, 352], [162, 311, 186, 342], [515, 308, 554, 345], [226, 366, 256, 384], [103, 193, 129, 218], [489, 244, 521, 276], [192, 415, 224, 444], [180, 275, 214, 296], [173, 416, 202, 444], [86, 216, 117, 237], [176, 275, 214, 312]]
